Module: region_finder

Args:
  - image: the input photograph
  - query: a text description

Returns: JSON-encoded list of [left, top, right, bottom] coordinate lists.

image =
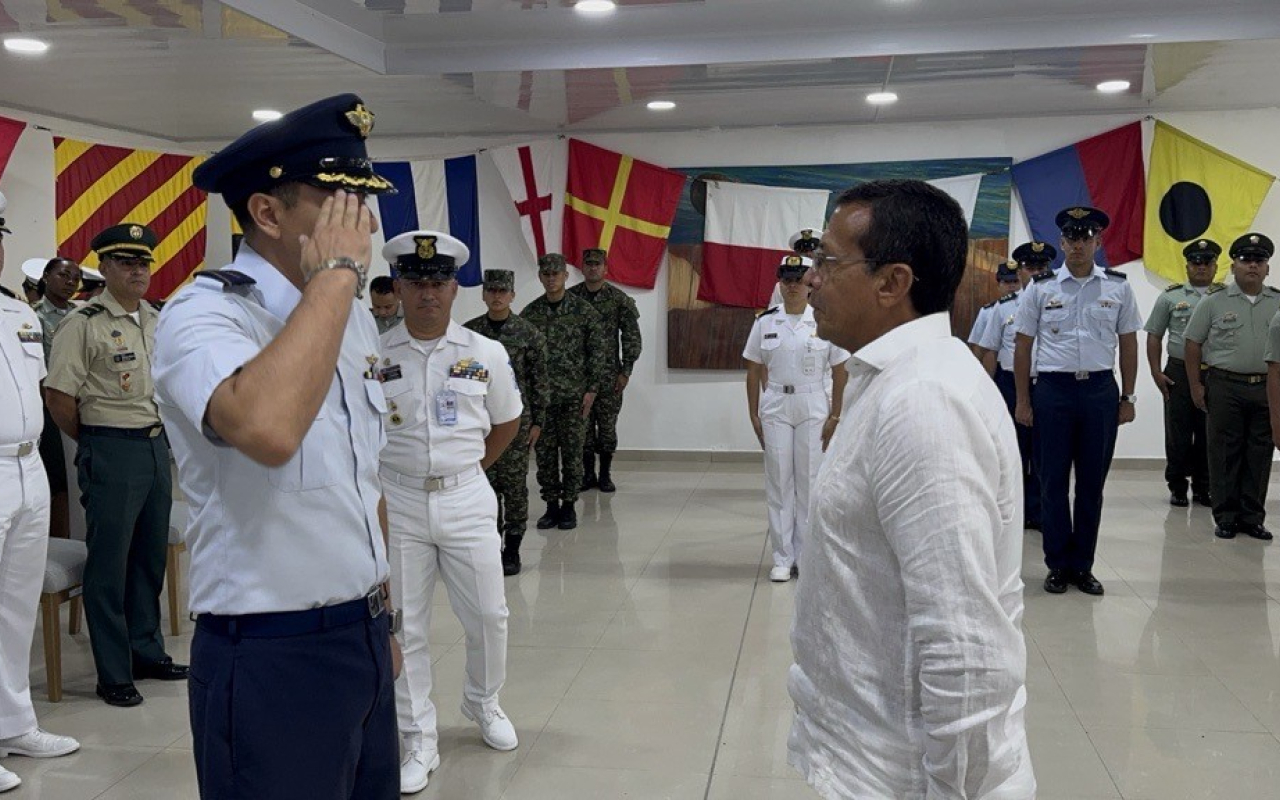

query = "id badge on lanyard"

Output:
[[435, 388, 458, 426]]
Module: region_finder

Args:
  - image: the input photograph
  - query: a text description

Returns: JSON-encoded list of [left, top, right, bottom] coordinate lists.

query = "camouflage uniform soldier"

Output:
[[465, 269, 549, 576], [520, 253, 606, 531], [569, 248, 641, 493]]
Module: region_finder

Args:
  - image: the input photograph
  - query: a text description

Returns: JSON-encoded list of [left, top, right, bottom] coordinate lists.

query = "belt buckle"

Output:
[[148, 426, 162, 438], [1073, 371, 1089, 381], [424, 476, 445, 492], [783, 385, 795, 395], [366, 589, 386, 619], [1251, 375, 1264, 385], [17, 441, 34, 457]]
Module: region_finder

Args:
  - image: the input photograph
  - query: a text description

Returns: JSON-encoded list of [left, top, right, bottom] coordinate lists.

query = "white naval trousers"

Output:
[[760, 384, 827, 570], [383, 467, 509, 753], [0, 450, 49, 738]]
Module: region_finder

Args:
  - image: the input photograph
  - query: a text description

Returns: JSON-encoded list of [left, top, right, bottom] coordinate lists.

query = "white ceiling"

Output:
[[0, 0, 1277, 142]]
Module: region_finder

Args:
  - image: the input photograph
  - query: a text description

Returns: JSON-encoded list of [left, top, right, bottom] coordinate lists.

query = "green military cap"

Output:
[[91, 223, 158, 262], [1230, 232, 1274, 260], [582, 248, 607, 265], [1183, 239, 1222, 262], [483, 269, 515, 290], [537, 253, 567, 273]]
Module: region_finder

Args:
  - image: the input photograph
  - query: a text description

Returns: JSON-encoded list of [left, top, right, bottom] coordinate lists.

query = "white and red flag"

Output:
[[488, 140, 565, 260]]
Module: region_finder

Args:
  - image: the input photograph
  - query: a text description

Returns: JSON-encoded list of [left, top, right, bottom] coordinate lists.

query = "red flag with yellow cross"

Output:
[[562, 139, 685, 289]]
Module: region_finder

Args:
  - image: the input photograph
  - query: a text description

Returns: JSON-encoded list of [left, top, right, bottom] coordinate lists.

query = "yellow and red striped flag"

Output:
[[54, 138, 208, 301]]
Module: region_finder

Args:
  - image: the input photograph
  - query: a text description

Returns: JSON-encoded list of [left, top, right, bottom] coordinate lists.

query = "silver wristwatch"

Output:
[[312, 257, 368, 299], [1121, 394, 1137, 405]]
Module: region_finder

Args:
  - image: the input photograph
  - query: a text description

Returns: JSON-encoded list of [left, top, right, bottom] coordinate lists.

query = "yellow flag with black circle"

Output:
[[1144, 121, 1275, 283]]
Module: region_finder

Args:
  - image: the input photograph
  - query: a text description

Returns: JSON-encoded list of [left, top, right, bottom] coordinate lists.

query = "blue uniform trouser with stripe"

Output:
[[1033, 371, 1119, 573], [994, 367, 1041, 526]]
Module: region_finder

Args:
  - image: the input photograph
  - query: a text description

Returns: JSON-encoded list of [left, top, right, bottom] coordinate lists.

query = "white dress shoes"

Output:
[[769, 566, 792, 582], [0, 729, 80, 758], [461, 702, 519, 751], [399, 749, 440, 794]]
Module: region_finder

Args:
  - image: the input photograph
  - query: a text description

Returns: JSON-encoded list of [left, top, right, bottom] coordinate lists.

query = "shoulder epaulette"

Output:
[[195, 269, 256, 289], [147, 299, 163, 312], [1032, 270, 1055, 282], [981, 299, 998, 310], [1103, 268, 1127, 280], [756, 306, 780, 318], [1206, 284, 1226, 294], [76, 305, 105, 318], [1165, 282, 1184, 292], [998, 293, 1018, 304]]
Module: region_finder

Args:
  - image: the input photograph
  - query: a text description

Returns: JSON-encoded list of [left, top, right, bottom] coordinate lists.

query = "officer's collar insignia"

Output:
[[416, 236, 437, 260], [129, 225, 144, 240], [1067, 207, 1089, 219], [344, 103, 375, 138]]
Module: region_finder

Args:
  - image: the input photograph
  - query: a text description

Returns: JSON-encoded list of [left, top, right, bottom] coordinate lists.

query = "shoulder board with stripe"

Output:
[[1103, 268, 1127, 280], [998, 293, 1018, 304], [76, 305, 105, 318], [1032, 270, 1055, 282], [1165, 283, 1184, 292], [147, 300, 163, 312], [756, 306, 780, 318], [981, 299, 998, 309], [195, 269, 256, 289], [1206, 284, 1225, 294]]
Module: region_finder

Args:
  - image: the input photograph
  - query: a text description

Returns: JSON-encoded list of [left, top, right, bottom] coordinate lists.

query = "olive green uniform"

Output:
[[45, 290, 171, 687], [567, 281, 641, 458]]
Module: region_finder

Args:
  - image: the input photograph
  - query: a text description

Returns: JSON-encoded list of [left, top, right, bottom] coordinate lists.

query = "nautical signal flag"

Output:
[[0, 115, 25, 181], [1011, 122, 1146, 269], [54, 138, 208, 301], [562, 139, 686, 289], [1144, 121, 1275, 283], [374, 156, 483, 287]]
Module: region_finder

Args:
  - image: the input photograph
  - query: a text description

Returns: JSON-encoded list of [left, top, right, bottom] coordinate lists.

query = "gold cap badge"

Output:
[[344, 103, 375, 138], [1251, 235, 1261, 244], [1031, 242, 1045, 252], [1067, 208, 1089, 219], [416, 236, 437, 260], [784, 255, 802, 266], [269, 166, 283, 179], [129, 225, 143, 240]]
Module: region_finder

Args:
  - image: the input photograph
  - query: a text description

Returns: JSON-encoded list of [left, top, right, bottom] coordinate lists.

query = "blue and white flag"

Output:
[[374, 156, 483, 286]]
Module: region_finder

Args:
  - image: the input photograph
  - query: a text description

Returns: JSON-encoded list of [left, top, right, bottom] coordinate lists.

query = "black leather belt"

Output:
[[196, 589, 387, 639], [1207, 368, 1266, 385], [1040, 370, 1111, 382], [80, 424, 164, 439]]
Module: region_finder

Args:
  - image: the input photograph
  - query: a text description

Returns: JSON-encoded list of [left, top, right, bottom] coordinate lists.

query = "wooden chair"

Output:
[[40, 538, 87, 702], [167, 500, 189, 636]]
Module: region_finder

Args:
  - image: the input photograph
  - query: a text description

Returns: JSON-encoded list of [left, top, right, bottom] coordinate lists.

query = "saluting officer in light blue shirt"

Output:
[[1013, 207, 1142, 597]]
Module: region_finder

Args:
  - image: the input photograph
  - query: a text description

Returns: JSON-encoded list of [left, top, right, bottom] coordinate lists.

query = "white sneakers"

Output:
[[0, 765, 19, 793], [399, 749, 440, 795], [0, 729, 80, 759], [769, 566, 792, 582], [460, 702, 519, 751]]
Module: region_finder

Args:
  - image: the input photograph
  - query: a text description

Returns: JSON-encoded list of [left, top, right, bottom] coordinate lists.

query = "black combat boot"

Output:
[[598, 453, 616, 493], [581, 452, 598, 491], [536, 501, 560, 530], [502, 532, 523, 576], [558, 501, 578, 530]]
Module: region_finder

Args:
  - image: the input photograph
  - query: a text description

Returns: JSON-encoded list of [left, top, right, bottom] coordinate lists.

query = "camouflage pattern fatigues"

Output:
[[568, 281, 641, 455], [519, 293, 606, 504], [464, 312, 548, 537]]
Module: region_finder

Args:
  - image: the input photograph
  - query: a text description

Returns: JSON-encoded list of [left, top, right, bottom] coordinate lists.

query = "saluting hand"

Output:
[[299, 190, 374, 283], [1152, 371, 1174, 401]]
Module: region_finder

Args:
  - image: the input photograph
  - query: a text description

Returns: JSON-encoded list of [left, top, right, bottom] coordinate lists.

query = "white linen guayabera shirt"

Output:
[[787, 313, 1035, 800]]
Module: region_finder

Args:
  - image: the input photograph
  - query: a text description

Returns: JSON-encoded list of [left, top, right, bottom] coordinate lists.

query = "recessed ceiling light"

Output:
[[3, 38, 49, 55], [647, 100, 676, 111], [866, 91, 898, 105], [1096, 80, 1131, 94], [1129, 33, 1157, 39], [575, 0, 616, 15], [252, 109, 283, 122]]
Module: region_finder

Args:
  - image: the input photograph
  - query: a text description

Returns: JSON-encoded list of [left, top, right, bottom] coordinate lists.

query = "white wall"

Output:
[[6, 106, 1280, 458]]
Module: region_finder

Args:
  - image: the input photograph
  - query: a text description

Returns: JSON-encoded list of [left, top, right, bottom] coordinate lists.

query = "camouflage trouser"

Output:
[[536, 402, 587, 504], [583, 384, 625, 455], [486, 415, 531, 536]]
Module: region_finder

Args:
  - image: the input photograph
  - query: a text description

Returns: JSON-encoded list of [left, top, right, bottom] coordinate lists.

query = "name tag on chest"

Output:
[[379, 364, 403, 382], [112, 352, 137, 364]]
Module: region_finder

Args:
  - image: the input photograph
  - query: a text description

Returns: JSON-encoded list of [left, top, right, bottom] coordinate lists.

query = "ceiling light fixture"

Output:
[[866, 91, 898, 105], [647, 100, 676, 111], [252, 109, 283, 122], [1096, 80, 1131, 94], [1129, 33, 1157, 39], [575, 0, 616, 15], [3, 37, 49, 55]]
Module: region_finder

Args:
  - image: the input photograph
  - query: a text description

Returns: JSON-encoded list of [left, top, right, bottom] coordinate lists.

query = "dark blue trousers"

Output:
[[994, 367, 1041, 526], [1033, 371, 1119, 573], [189, 611, 398, 800]]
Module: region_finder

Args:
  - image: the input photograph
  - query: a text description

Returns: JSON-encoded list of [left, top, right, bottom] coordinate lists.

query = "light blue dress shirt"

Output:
[[1015, 266, 1143, 373]]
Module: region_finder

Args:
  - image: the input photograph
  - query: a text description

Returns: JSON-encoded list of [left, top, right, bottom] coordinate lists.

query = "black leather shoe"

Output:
[[96, 683, 143, 707], [1073, 572, 1105, 596], [133, 658, 189, 681], [1170, 490, 1189, 507], [536, 501, 560, 530], [598, 454, 616, 493], [1192, 492, 1212, 507], [1043, 569, 1070, 594], [501, 548, 522, 576], [1244, 524, 1274, 541], [558, 502, 578, 530], [1215, 524, 1237, 539]]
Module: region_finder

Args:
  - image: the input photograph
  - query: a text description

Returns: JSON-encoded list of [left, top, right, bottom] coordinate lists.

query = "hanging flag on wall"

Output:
[[489, 140, 564, 260], [375, 155, 483, 287], [1011, 122, 1145, 268], [1144, 121, 1275, 283], [0, 115, 26, 181], [562, 139, 685, 289], [698, 181, 831, 308], [54, 138, 208, 301]]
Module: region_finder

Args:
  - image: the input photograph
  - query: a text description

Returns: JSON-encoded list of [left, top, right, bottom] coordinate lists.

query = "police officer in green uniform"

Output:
[[465, 269, 549, 575], [1146, 239, 1221, 508], [569, 248, 641, 493], [1183, 233, 1280, 540], [520, 253, 606, 531], [45, 224, 187, 707]]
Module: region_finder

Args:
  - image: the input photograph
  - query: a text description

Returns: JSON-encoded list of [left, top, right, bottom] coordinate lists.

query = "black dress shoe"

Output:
[[1215, 524, 1237, 539], [1073, 572, 1105, 596], [96, 683, 143, 707], [133, 658, 189, 681], [501, 548, 522, 576], [536, 501, 560, 530], [558, 503, 578, 530], [1169, 490, 1189, 507], [1192, 492, 1212, 507], [1244, 524, 1274, 541], [1044, 569, 1070, 594]]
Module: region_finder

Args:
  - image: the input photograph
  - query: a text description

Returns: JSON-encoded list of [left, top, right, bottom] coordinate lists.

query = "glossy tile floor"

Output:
[[10, 462, 1280, 799]]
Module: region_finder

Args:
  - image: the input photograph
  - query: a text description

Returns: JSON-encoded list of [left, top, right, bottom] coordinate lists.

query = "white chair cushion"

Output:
[[43, 539, 87, 594]]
